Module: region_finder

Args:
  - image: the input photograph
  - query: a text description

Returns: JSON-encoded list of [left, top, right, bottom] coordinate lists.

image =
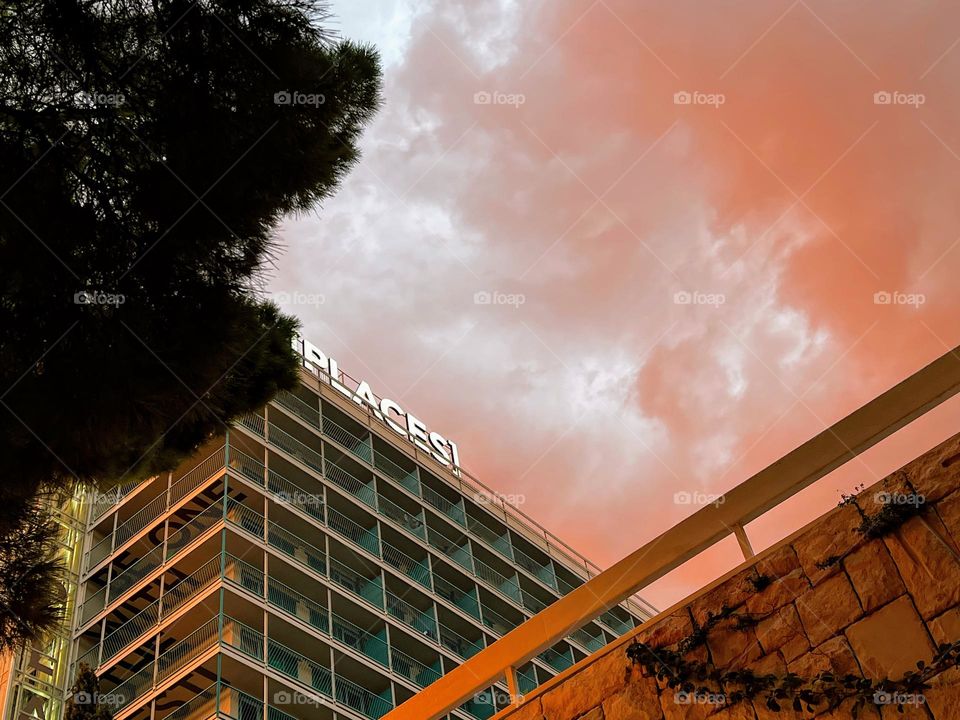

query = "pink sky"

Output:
[[272, 0, 960, 608]]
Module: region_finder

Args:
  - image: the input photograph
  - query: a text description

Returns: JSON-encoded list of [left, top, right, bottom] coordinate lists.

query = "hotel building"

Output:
[[3, 342, 656, 720]]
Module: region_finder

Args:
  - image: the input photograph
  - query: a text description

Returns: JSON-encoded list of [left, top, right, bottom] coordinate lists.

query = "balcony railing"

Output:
[[84, 446, 226, 572], [78, 555, 222, 672], [110, 613, 395, 720]]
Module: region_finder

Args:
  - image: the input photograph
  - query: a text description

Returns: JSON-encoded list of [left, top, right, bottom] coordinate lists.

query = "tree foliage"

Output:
[[0, 0, 381, 645], [65, 662, 113, 720]]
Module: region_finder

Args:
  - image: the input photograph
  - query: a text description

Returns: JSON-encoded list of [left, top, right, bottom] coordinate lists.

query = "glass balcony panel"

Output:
[[438, 623, 484, 660], [432, 575, 480, 620], [384, 590, 437, 640], [377, 494, 426, 540], [274, 390, 321, 428], [335, 675, 392, 720], [326, 506, 380, 555], [324, 460, 376, 508], [331, 613, 389, 667], [268, 423, 323, 473], [372, 451, 420, 495], [322, 416, 373, 464], [381, 541, 431, 590], [421, 486, 466, 527], [329, 557, 383, 609], [390, 648, 442, 688]]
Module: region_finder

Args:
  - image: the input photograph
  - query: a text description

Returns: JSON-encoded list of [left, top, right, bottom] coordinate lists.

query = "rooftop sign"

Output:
[[292, 336, 462, 475]]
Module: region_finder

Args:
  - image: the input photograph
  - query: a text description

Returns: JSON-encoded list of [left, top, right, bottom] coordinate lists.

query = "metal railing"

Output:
[[271, 374, 649, 621], [382, 342, 960, 720], [84, 446, 226, 572], [293, 360, 653, 609]]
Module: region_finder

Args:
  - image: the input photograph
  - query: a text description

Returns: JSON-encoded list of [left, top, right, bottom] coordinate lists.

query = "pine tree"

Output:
[[0, 0, 381, 646], [65, 663, 113, 720]]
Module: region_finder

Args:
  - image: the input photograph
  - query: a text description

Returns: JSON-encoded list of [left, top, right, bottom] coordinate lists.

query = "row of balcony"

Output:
[[228, 444, 614, 654], [239, 411, 635, 637], [268, 393, 580, 594], [84, 550, 445, 690], [106, 614, 397, 720]]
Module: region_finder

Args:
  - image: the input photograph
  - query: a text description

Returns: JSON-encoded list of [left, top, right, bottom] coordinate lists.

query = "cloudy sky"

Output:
[[270, 0, 960, 608]]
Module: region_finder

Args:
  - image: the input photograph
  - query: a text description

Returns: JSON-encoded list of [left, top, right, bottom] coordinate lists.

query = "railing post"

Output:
[[505, 666, 520, 706], [733, 523, 754, 560]]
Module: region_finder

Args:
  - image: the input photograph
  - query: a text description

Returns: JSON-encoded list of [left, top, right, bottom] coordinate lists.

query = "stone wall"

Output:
[[498, 433, 960, 720]]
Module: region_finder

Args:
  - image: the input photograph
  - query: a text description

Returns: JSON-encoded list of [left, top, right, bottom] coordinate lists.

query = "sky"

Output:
[[270, 0, 960, 609]]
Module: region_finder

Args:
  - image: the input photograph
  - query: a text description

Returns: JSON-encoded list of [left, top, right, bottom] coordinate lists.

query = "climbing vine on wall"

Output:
[[625, 479, 957, 716]]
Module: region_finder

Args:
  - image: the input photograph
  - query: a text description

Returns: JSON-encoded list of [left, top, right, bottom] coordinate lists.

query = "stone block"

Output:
[[842, 540, 906, 613], [792, 504, 864, 584], [903, 433, 960, 502], [755, 545, 800, 580], [691, 568, 757, 626], [755, 603, 810, 662], [540, 649, 628, 720], [883, 513, 960, 619], [795, 572, 863, 646], [706, 623, 763, 669], [845, 595, 934, 679], [633, 609, 693, 651], [744, 570, 810, 616], [788, 635, 861, 678], [928, 607, 960, 647], [601, 672, 663, 720]]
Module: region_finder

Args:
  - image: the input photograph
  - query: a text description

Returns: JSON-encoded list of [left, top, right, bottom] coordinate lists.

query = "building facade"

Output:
[[0, 491, 87, 720], [66, 344, 655, 720]]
